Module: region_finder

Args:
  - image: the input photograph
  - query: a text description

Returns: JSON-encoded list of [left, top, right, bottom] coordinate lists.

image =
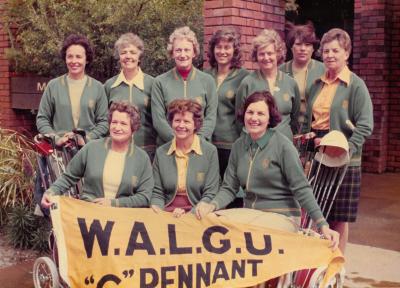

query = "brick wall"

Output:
[[203, 0, 286, 69], [353, 0, 400, 172], [0, 0, 36, 134], [387, 0, 400, 172]]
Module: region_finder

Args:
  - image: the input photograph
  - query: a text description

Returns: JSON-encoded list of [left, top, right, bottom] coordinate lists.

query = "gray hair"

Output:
[[114, 33, 144, 60], [167, 26, 200, 58]]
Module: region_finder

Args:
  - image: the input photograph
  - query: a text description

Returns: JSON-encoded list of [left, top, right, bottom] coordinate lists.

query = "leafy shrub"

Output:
[[2, 0, 204, 81], [6, 204, 37, 249], [0, 128, 37, 227], [5, 204, 50, 252]]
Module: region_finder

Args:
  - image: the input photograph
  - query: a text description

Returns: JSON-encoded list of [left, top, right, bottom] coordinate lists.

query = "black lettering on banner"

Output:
[[140, 268, 159, 288], [168, 224, 192, 254], [202, 226, 231, 254], [212, 261, 229, 283], [244, 232, 272, 255], [77, 218, 114, 258], [247, 259, 263, 276], [126, 222, 156, 255], [196, 262, 211, 287], [231, 260, 246, 279], [178, 264, 193, 288], [161, 266, 175, 288]]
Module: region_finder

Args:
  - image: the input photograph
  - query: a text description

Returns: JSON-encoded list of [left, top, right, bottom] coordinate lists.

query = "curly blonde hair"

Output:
[[251, 29, 286, 65], [167, 26, 200, 58]]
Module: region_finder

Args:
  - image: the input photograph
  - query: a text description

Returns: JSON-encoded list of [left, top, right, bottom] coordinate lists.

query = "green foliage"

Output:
[[6, 205, 37, 249], [5, 204, 51, 251], [2, 0, 204, 81], [31, 217, 51, 253], [0, 128, 36, 218]]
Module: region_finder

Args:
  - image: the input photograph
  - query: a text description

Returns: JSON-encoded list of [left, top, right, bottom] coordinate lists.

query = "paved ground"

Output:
[[0, 173, 399, 287]]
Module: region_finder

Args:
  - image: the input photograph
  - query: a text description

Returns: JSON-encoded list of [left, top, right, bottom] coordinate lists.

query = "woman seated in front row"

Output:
[[151, 99, 220, 217], [41, 101, 154, 208], [196, 91, 339, 249]]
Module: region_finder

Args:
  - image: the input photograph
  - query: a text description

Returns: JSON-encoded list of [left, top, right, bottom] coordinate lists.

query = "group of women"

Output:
[[38, 23, 373, 256]]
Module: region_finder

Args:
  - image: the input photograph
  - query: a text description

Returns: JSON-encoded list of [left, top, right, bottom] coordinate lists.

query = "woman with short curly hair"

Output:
[[204, 28, 249, 185], [104, 32, 156, 160], [151, 99, 220, 218], [41, 101, 154, 209], [280, 22, 325, 128], [303, 28, 373, 253], [236, 29, 301, 140], [151, 26, 217, 145]]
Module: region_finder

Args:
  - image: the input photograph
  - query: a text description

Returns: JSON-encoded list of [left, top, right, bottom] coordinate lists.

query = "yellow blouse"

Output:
[[167, 135, 202, 194], [312, 66, 351, 130]]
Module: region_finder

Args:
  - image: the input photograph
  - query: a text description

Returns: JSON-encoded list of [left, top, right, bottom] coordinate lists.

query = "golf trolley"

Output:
[[32, 130, 85, 288]]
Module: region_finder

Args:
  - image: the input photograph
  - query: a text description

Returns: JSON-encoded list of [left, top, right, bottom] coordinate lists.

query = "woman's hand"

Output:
[[93, 198, 111, 206], [151, 205, 162, 213], [56, 132, 75, 147], [172, 208, 185, 218], [41, 193, 53, 209], [320, 225, 340, 251], [195, 202, 216, 220]]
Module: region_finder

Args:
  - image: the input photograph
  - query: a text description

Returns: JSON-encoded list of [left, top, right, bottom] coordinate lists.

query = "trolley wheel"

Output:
[[308, 266, 345, 288], [33, 256, 60, 288]]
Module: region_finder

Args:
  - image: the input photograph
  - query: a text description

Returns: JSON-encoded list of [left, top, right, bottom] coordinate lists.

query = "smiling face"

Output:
[[172, 111, 195, 142], [256, 43, 278, 73], [214, 39, 234, 68], [292, 38, 314, 65], [244, 100, 270, 140], [172, 38, 196, 71], [322, 39, 349, 75], [119, 44, 141, 73], [66, 44, 87, 80], [110, 110, 133, 145]]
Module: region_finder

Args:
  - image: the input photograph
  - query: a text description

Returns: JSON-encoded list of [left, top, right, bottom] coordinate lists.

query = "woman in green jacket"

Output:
[[303, 28, 373, 253], [41, 101, 154, 208], [104, 33, 156, 160], [236, 29, 300, 140], [196, 91, 339, 250], [205, 28, 249, 179], [36, 34, 108, 145], [151, 26, 217, 145], [279, 22, 325, 129], [35, 34, 108, 215], [151, 99, 219, 218]]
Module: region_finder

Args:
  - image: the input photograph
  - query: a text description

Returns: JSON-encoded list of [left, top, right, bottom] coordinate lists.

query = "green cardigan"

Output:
[[104, 73, 157, 152], [47, 138, 154, 207], [151, 136, 220, 208], [205, 67, 250, 149], [302, 71, 374, 167], [279, 59, 325, 102], [36, 74, 109, 141], [236, 70, 300, 139], [151, 67, 218, 144], [211, 131, 328, 228]]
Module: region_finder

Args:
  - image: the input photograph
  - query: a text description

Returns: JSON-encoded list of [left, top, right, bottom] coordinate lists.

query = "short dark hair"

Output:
[[238, 91, 282, 128], [60, 34, 94, 65], [285, 21, 320, 51], [108, 101, 141, 133], [167, 99, 203, 132], [207, 28, 242, 69]]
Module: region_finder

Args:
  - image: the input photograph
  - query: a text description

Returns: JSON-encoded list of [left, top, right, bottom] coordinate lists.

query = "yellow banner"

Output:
[[50, 196, 344, 288]]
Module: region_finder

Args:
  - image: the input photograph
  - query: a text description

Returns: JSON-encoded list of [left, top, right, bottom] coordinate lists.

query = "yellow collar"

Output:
[[111, 68, 145, 90], [321, 65, 351, 86], [167, 134, 203, 156]]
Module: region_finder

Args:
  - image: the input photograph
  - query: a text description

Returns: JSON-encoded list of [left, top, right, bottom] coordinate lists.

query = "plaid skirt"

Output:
[[327, 166, 361, 222]]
